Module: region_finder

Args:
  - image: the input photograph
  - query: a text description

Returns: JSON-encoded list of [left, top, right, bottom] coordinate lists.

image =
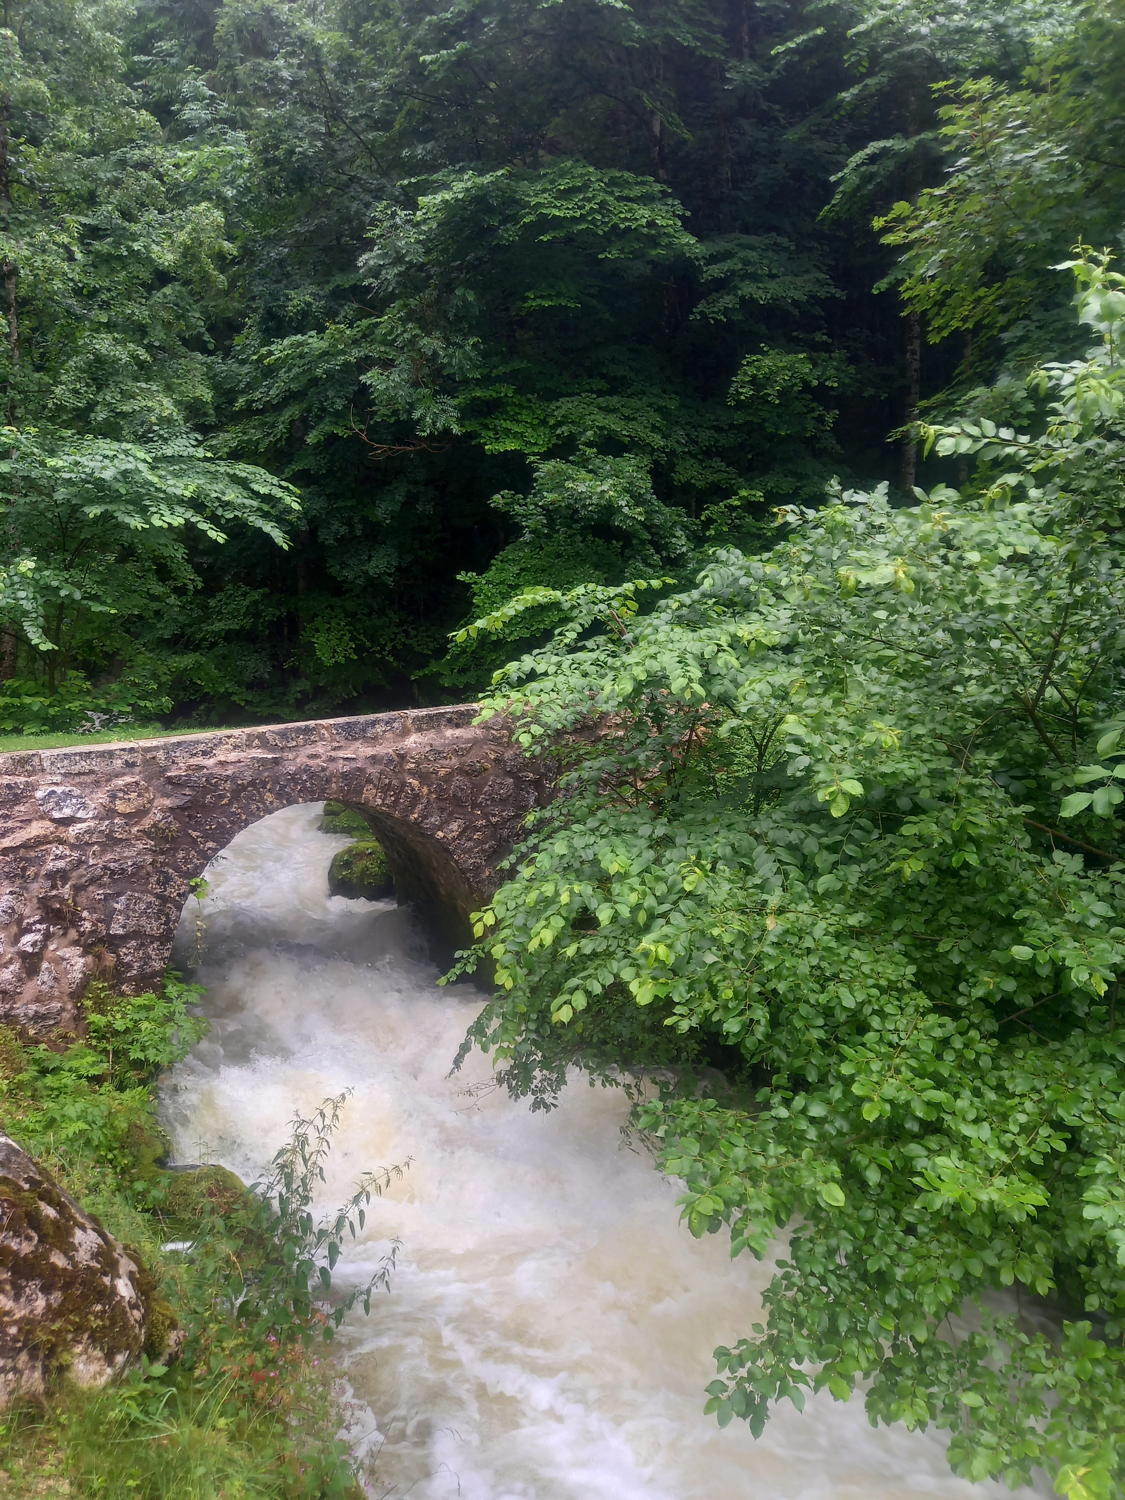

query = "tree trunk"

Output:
[[898, 309, 922, 494], [0, 628, 16, 681], [0, 86, 21, 681], [648, 50, 667, 182], [0, 94, 19, 423]]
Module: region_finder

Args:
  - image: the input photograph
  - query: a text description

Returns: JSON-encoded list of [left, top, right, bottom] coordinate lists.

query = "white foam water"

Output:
[[161, 804, 1050, 1500]]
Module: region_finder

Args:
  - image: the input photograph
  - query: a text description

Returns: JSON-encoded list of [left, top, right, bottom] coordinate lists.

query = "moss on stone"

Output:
[[125, 1255, 180, 1363], [1, 1137, 150, 1394], [153, 1164, 251, 1241], [123, 1117, 172, 1187], [327, 840, 394, 902], [317, 800, 371, 837], [140, 1297, 179, 1362]]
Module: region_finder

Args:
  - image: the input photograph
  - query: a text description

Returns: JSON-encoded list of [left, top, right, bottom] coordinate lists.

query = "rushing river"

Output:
[[161, 804, 1050, 1500]]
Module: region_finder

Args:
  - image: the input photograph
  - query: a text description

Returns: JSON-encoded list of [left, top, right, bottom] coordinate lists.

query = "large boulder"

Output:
[[327, 839, 395, 901], [0, 1132, 154, 1407]]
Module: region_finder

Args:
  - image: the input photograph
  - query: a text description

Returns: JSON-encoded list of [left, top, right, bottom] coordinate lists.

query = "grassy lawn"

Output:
[[0, 723, 241, 754]]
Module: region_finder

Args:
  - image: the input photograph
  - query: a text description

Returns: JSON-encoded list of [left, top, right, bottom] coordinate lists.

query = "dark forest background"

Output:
[[0, 0, 1119, 729]]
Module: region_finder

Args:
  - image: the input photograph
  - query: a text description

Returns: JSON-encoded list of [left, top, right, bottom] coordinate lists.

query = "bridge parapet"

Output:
[[0, 705, 479, 778]]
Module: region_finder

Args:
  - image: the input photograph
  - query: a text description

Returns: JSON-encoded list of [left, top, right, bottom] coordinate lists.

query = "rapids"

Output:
[[161, 803, 1050, 1500]]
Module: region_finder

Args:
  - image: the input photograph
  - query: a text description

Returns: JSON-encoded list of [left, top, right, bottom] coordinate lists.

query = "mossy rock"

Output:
[[327, 840, 394, 902], [0, 1132, 152, 1404], [152, 1164, 252, 1241], [123, 1116, 172, 1186], [124, 1254, 181, 1363], [318, 800, 372, 837], [141, 1294, 180, 1362]]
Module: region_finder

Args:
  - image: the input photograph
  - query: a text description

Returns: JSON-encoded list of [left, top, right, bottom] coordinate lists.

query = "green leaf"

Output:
[[1059, 792, 1094, 818]]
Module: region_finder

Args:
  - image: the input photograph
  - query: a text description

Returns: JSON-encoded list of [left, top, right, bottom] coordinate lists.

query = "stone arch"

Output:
[[0, 708, 547, 1040], [327, 801, 481, 956]]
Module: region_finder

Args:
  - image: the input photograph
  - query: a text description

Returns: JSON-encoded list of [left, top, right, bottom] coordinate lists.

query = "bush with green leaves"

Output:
[[2, 979, 206, 1182], [451, 253, 1125, 1497], [182, 1092, 402, 1361], [442, 450, 694, 691]]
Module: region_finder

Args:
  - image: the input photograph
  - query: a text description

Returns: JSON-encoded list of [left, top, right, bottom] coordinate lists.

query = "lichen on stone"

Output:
[[0, 1133, 157, 1408]]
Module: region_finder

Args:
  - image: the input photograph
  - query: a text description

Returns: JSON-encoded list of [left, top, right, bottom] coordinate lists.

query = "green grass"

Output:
[[0, 723, 242, 754]]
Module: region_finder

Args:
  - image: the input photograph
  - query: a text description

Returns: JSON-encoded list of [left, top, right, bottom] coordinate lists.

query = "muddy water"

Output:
[[161, 804, 1049, 1500]]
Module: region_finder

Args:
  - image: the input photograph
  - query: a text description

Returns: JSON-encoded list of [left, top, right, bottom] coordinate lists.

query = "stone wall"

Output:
[[0, 707, 547, 1040]]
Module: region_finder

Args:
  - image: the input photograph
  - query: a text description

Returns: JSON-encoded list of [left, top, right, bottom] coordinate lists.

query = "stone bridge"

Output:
[[0, 706, 547, 1041]]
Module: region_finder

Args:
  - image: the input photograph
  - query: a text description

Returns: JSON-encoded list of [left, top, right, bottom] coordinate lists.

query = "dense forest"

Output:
[[0, 0, 1116, 727], [2, 0, 1124, 1495]]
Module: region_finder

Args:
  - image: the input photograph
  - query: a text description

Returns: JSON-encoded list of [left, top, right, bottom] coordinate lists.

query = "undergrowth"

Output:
[[0, 983, 399, 1498]]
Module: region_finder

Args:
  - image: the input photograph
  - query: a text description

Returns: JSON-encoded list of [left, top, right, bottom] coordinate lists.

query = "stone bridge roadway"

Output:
[[0, 706, 548, 1040]]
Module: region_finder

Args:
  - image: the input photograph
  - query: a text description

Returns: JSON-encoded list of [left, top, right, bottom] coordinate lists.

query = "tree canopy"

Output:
[[455, 249, 1125, 1498], [8, 0, 1112, 721]]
